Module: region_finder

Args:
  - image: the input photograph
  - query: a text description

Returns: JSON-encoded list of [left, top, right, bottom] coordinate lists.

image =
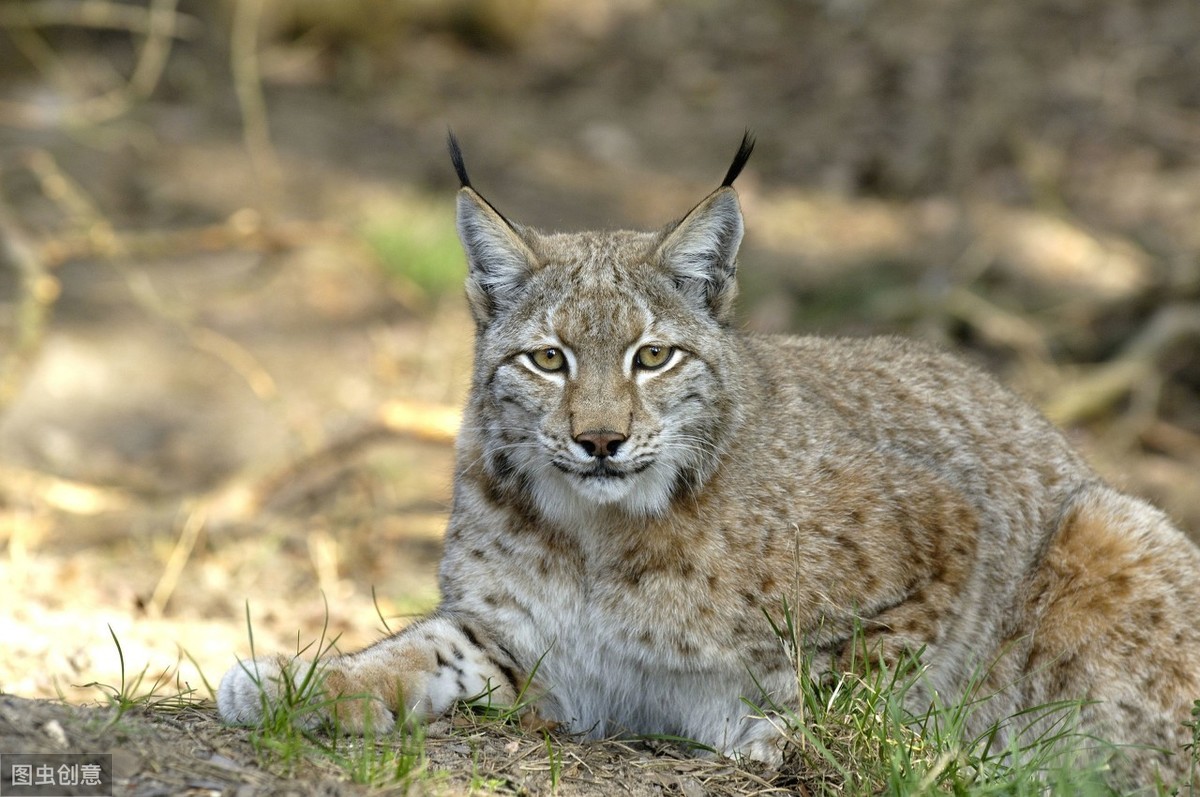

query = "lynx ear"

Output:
[[450, 134, 537, 324], [456, 189, 538, 323], [656, 187, 744, 322]]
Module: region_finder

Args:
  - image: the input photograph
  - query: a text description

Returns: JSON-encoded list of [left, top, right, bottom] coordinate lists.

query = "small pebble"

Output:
[[41, 719, 68, 747]]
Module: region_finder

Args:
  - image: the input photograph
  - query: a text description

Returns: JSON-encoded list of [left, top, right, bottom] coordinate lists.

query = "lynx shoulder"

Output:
[[218, 134, 1200, 790]]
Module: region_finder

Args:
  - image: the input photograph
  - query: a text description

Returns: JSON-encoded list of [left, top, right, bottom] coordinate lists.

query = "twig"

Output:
[[200, 400, 459, 526], [23, 148, 282, 403], [870, 283, 1054, 372], [377, 399, 460, 445], [0, 167, 59, 410], [146, 503, 208, 618], [127, 0, 182, 100], [0, 504, 48, 580], [37, 216, 345, 269], [230, 0, 281, 206], [941, 287, 1052, 364], [0, 464, 132, 515], [1140, 422, 1200, 467], [307, 527, 341, 600], [0, 1, 200, 38], [188, 326, 276, 401], [0, 0, 183, 129], [241, 424, 397, 515], [1042, 303, 1200, 425]]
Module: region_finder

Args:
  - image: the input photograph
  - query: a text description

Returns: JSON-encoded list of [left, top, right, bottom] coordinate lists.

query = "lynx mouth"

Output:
[[552, 459, 653, 480], [578, 465, 629, 480]]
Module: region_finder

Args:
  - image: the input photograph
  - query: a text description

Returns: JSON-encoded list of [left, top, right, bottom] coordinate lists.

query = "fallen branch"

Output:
[[23, 149, 285, 404], [37, 215, 346, 270], [230, 0, 281, 208], [1042, 303, 1200, 426], [0, 0, 184, 129], [0, 464, 132, 515], [0, 170, 59, 410], [199, 400, 459, 527], [1140, 421, 1200, 467], [145, 502, 207, 618], [0, 398, 460, 557], [0, 0, 200, 37], [377, 399, 460, 445]]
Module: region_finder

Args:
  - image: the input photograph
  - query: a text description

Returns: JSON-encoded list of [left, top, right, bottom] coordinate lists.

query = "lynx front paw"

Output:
[[724, 716, 786, 768], [217, 655, 397, 735], [217, 655, 323, 729]]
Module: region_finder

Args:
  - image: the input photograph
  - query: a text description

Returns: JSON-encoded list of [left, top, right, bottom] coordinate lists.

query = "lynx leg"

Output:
[[217, 612, 523, 734]]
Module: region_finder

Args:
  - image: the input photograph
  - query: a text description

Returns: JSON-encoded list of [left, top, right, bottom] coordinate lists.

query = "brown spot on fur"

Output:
[[1037, 463, 1063, 489], [852, 547, 871, 573], [1024, 498, 1157, 693], [1141, 598, 1165, 628], [928, 558, 947, 585], [1107, 572, 1132, 599], [323, 668, 349, 698], [834, 531, 861, 554], [480, 470, 508, 509]]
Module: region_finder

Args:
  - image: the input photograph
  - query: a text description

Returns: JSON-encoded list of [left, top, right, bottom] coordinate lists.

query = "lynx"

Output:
[[219, 134, 1200, 790]]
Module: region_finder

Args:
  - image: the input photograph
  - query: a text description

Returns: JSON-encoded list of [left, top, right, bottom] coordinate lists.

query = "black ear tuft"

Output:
[[448, 130, 471, 188], [720, 130, 756, 188]]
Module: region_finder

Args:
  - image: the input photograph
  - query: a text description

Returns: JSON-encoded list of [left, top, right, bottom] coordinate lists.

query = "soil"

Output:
[[1, 693, 790, 796], [1, 1, 1198, 794]]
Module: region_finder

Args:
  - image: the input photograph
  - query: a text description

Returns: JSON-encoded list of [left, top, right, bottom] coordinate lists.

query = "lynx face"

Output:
[[476, 244, 733, 517], [452, 137, 754, 522]]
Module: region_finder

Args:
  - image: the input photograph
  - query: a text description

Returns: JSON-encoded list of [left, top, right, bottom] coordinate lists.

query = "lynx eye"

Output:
[[528, 347, 567, 372], [634, 344, 674, 370]]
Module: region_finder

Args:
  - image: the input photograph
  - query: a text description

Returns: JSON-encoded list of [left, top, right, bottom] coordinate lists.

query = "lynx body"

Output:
[[219, 136, 1200, 790]]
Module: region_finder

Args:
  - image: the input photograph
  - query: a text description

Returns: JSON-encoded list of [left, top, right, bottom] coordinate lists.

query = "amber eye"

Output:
[[528, 347, 567, 372], [634, 344, 674, 370]]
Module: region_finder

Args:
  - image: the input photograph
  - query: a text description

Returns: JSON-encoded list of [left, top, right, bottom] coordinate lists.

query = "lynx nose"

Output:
[[575, 430, 627, 459]]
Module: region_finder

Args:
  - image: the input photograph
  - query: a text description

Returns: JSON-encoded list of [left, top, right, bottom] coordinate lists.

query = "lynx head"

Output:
[[451, 133, 754, 522]]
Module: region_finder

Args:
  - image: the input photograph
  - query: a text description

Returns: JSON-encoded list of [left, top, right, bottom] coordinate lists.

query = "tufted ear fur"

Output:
[[456, 188, 537, 325], [654, 132, 752, 323], [449, 133, 538, 325], [655, 187, 744, 323]]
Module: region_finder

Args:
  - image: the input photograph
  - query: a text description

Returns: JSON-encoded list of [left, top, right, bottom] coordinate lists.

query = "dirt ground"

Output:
[[2, 693, 791, 796], [1, 0, 1199, 794]]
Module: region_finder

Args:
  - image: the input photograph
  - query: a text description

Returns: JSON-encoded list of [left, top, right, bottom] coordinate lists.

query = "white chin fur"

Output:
[[573, 474, 637, 504], [533, 464, 675, 524]]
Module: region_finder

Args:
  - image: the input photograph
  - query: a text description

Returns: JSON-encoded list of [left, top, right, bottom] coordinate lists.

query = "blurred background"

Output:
[[1, 0, 1197, 703]]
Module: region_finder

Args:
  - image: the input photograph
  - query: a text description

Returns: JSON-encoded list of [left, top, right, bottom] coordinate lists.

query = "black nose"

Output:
[[574, 430, 627, 458]]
